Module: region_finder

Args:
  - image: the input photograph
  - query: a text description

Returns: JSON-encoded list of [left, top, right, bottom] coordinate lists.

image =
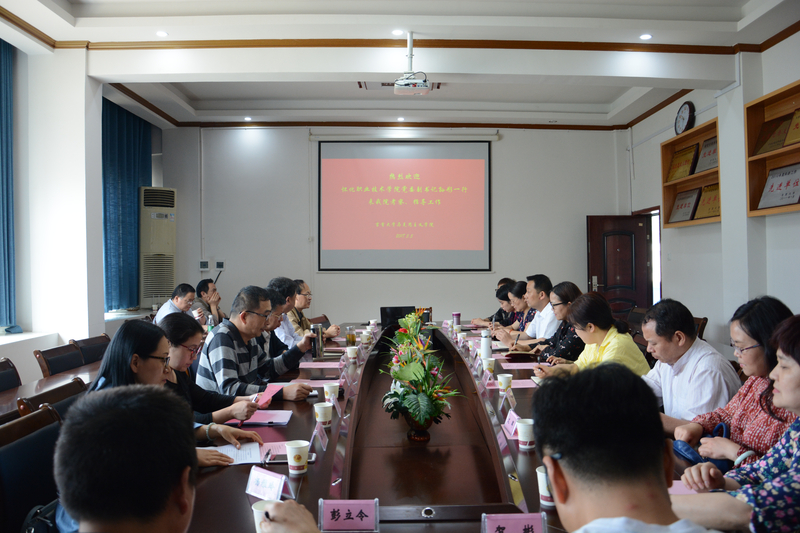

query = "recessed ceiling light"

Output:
[[244, 117, 252, 121], [397, 117, 405, 121], [156, 31, 169, 37], [640, 34, 652, 40], [392, 30, 404, 36]]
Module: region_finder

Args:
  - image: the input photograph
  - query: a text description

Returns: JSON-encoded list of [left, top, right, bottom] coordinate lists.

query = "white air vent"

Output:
[[139, 186, 177, 308]]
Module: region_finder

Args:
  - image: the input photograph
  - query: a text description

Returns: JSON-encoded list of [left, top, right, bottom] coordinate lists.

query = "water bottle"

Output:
[[481, 329, 492, 364]]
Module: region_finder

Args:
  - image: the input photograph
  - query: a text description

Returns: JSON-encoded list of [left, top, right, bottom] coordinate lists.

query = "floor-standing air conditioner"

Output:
[[139, 187, 177, 309]]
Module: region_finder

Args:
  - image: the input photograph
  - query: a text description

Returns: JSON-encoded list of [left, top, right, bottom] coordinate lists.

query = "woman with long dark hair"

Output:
[[533, 292, 649, 378]]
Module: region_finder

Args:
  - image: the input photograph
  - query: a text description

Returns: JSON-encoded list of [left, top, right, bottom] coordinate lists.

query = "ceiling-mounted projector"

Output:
[[394, 31, 430, 96], [394, 76, 431, 95]]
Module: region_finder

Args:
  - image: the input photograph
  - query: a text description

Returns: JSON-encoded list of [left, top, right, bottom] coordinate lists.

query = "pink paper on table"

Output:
[[299, 361, 341, 369], [325, 346, 347, 352], [258, 384, 283, 406], [486, 379, 538, 389], [668, 483, 697, 495], [331, 337, 345, 342], [500, 362, 552, 369]]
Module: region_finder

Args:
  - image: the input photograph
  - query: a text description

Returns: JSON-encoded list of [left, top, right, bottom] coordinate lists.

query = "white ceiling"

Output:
[[3, 0, 800, 127]]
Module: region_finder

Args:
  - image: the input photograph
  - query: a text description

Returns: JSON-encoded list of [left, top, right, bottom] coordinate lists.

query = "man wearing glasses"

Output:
[[196, 285, 313, 401], [289, 279, 341, 339]]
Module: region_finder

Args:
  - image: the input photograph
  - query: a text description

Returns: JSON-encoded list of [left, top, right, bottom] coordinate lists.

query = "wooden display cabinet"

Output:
[[661, 118, 720, 228], [745, 79, 800, 217]]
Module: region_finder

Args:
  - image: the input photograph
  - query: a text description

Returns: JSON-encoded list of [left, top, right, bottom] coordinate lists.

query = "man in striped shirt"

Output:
[[196, 285, 313, 401]]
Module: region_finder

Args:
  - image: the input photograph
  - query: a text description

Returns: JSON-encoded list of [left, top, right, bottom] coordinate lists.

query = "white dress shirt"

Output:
[[642, 337, 742, 421], [525, 302, 560, 340], [274, 313, 303, 349]]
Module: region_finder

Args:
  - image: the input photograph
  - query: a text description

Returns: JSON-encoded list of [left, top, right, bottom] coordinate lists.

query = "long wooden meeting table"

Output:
[[189, 325, 566, 533]]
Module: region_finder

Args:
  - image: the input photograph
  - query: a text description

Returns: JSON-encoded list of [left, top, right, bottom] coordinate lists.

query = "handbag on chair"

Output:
[[672, 422, 734, 473]]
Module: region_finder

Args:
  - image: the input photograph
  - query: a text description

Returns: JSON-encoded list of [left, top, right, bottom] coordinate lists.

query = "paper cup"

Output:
[[252, 500, 280, 533], [366, 325, 376, 333], [481, 357, 495, 372], [285, 440, 310, 475], [346, 346, 359, 362], [360, 332, 371, 344], [453, 324, 462, 334], [369, 319, 377, 326], [517, 419, 535, 450], [468, 340, 475, 351], [323, 383, 339, 402], [314, 401, 333, 428], [458, 332, 467, 344], [192, 308, 203, 320], [537, 466, 555, 507], [497, 373, 513, 394]]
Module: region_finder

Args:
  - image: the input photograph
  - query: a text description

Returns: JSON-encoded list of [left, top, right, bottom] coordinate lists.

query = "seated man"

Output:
[[191, 278, 226, 326], [155, 283, 203, 326], [196, 285, 312, 401], [471, 277, 516, 327], [54, 385, 197, 533], [532, 363, 710, 533], [267, 277, 303, 349], [640, 298, 741, 435], [289, 279, 340, 339], [497, 274, 560, 348]]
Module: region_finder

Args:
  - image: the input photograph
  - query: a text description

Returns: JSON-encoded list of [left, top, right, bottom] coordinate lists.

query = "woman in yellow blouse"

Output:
[[534, 292, 650, 378]]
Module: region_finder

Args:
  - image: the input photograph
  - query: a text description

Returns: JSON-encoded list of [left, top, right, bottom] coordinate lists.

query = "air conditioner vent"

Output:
[[141, 254, 175, 299], [142, 188, 176, 208]]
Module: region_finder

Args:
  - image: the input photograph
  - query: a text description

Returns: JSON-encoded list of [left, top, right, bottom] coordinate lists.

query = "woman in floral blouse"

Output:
[[492, 281, 535, 338], [672, 314, 800, 533], [673, 297, 795, 469]]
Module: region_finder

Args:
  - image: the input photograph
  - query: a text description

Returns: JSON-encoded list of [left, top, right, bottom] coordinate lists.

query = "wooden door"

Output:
[[586, 215, 653, 320]]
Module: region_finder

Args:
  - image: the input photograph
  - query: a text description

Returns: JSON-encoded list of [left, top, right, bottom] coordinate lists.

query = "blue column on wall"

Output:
[[0, 40, 15, 327], [102, 98, 152, 312]]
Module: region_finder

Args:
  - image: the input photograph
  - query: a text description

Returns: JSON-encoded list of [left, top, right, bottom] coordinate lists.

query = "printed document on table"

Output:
[[197, 442, 263, 465]]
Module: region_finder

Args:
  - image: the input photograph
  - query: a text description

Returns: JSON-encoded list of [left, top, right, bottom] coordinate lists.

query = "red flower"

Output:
[[398, 328, 408, 333]]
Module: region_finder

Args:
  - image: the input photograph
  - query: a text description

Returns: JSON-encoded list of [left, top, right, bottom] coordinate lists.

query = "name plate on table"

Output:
[[502, 389, 518, 411], [502, 409, 520, 440], [319, 499, 379, 532], [481, 369, 493, 389], [310, 421, 329, 451], [472, 355, 483, 375], [246, 466, 294, 501], [481, 513, 543, 533]]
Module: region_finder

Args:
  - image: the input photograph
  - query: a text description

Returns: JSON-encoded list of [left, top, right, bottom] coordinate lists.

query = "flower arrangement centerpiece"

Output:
[[382, 311, 459, 442]]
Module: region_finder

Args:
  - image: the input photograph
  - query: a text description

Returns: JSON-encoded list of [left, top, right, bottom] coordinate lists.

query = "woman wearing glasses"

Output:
[[673, 296, 795, 470], [160, 312, 264, 426], [87, 319, 262, 466]]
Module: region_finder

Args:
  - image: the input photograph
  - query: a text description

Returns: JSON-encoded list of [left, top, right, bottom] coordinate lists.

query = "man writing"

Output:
[[532, 363, 711, 532], [191, 278, 226, 326], [640, 299, 741, 435], [196, 285, 312, 401], [496, 274, 559, 349]]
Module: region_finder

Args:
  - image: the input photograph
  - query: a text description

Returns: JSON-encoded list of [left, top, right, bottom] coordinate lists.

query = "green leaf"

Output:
[[393, 361, 425, 382], [403, 391, 435, 423]]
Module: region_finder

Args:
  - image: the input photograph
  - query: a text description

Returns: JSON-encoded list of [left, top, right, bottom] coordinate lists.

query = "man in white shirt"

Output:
[[267, 277, 304, 349], [532, 364, 712, 533], [154, 283, 204, 326], [497, 274, 560, 348], [640, 299, 741, 435]]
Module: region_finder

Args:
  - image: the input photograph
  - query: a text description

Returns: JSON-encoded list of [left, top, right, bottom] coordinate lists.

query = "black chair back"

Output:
[[0, 358, 21, 393]]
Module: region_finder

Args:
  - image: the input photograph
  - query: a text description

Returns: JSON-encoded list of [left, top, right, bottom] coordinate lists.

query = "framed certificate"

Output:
[[668, 188, 701, 223], [694, 184, 720, 219], [694, 137, 718, 173], [666, 144, 699, 182], [783, 109, 800, 148], [758, 163, 800, 209], [754, 114, 792, 155]]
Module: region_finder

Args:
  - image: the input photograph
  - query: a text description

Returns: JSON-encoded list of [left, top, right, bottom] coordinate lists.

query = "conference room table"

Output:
[[189, 324, 567, 533], [0, 360, 102, 424]]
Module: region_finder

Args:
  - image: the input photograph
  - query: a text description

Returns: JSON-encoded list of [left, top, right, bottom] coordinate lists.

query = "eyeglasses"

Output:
[[245, 310, 270, 320], [730, 342, 761, 355], [180, 344, 202, 356], [300, 292, 312, 297], [141, 354, 171, 370], [551, 302, 567, 308]]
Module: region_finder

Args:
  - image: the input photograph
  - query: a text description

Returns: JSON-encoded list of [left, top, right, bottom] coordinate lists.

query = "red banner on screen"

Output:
[[321, 158, 485, 251]]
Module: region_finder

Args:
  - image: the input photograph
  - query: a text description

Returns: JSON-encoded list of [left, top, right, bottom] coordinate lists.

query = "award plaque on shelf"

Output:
[[694, 184, 720, 219], [666, 144, 699, 182], [694, 137, 718, 173], [757, 163, 800, 209], [754, 114, 792, 155], [784, 109, 800, 147], [668, 188, 701, 223]]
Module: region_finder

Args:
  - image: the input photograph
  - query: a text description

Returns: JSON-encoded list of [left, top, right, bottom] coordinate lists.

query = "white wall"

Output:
[[163, 127, 620, 323], [622, 39, 800, 354]]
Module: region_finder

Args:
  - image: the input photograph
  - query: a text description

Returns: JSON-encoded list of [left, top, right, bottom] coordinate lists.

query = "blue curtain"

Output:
[[0, 40, 15, 327], [102, 98, 152, 312]]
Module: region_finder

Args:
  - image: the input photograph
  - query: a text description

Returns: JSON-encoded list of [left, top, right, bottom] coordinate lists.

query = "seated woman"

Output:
[[672, 296, 795, 470], [533, 292, 650, 378], [88, 320, 263, 466], [498, 281, 584, 361], [160, 312, 266, 425], [289, 279, 340, 339], [491, 281, 535, 338], [471, 277, 516, 327], [672, 314, 800, 533]]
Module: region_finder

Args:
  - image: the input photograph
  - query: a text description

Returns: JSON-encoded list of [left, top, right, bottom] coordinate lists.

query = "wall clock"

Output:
[[674, 101, 695, 135]]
